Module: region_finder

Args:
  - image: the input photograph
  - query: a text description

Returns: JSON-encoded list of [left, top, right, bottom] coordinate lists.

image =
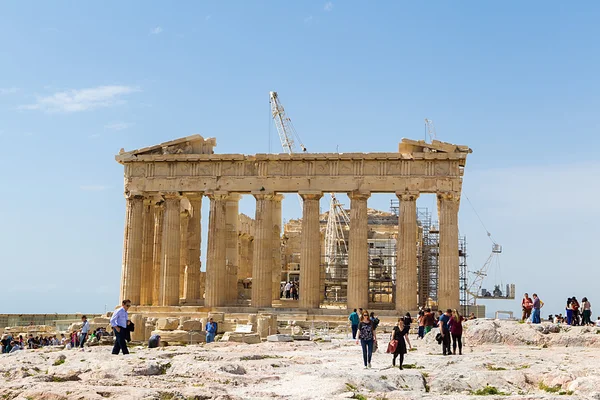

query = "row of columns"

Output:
[[120, 190, 460, 312]]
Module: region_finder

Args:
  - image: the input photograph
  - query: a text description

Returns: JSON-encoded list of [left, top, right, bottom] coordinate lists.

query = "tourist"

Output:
[[27, 334, 36, 349], [110, 299, 131, 355], [148, 334, 161, 348], [572, 297, 581, 325], [80, 315, 90, 350], [60, 334, 67, 346], [521, 293, 533, 322], [449, 309, 464, 355], [468, 312, 476, 320], [417, 310, 425, 339], [348, 309, 360, 340], [596, 317, 600, 328], [284, 282, 291, 298], [566, 298, 574, 325], [438, 309, 452, 355], [391, 318, 408, 369], [581, 297, 592, 325], [206, 317, 218, 343], [356, 310, 376, 369], [531, 293, 544, 324], [423, 308, 435, 334], [370, 312, 380, 331], [9, 341, 22, 353]]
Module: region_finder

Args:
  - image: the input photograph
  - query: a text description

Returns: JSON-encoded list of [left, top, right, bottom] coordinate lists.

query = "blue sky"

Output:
[[1, 1, 598, 316]]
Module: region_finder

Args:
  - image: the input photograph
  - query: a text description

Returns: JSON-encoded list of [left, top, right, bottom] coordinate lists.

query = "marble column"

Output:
[[438, 192, 460, 311], [120, 193, 144, 305], [225, 194, 241, 305], [271, 194, 284, 303], [238, 234, 251, 280], [139, 198, 155, 306], [159, 193, 181, 306], [205, 193, 228, 307], [299, 193, 322, 309], [151, 201, 164, 306], [251, 193, 274, 308], [183, 193, 202, 303], [395, 192, 419, 313], [179, 209, 190, 300], [347, 191, 370, 310]]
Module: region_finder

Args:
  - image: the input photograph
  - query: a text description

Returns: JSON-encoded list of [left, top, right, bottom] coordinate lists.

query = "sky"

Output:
[[0, 1, 598, 317]]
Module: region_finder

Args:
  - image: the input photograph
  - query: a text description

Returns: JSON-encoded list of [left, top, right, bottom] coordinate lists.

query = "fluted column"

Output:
[[179, 209, 190, 300], [347, 191, 370, 310], [252, 193, 274, 308], [120, 193, 144, 305], [205, 193, 228, 307], [395, 192, 419, 313], [225, 194, 241, 305], [438, 192, 460, 311], [299, 193, 323, 308], [139, 197, 155, 305], [238, 234, 251, 280], [159, 193, 181, 306], [271, 194, 284, 303], [183, 193, 202, 303], [151, 201, 164, 306]]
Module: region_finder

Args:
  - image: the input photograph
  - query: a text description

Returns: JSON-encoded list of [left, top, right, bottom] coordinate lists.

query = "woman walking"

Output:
[[582, 297, 592, 325], [448, 309, 464, 355], [391, 318, 408, 369], [356, 310, 376, 369]]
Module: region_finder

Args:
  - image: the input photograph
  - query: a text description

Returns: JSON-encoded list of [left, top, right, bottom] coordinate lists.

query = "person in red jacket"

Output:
[[448, 309, 464, 355]]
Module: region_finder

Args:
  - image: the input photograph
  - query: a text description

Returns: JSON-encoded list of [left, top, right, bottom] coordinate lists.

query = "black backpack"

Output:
[[372, 317, 380, 330]]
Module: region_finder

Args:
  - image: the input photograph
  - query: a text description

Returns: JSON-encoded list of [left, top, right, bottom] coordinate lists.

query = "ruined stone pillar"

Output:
[[139, 197, 155, 306], [395, 192, 419, 313], [205, 193, 228, 307], [225, 194, 241, 305], [252, 193, 274, 308], [299, 193, 323, 309], [238, 234, 250, 280], [120, 193, 144, 305], [151, 201, 164, 306], [183, 193, 202, 303], [347, 191, 370, 310], [438, 192, 460, 311], [179, 209, 190, 301], [159, 193, 181, 306], [271, 194, 284, 303]]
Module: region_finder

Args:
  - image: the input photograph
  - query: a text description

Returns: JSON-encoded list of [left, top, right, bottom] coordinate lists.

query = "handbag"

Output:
[[373, 340, 378, 352], [435, 332, 443, 344], [386, 339, 398, 353]]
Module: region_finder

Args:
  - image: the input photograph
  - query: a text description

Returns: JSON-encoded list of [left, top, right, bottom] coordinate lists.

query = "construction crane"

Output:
[[424, 118, 437, 143], [269, 91, 307, 154]]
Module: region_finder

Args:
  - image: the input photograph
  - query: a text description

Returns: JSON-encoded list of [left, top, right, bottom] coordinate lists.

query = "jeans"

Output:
[[80, 333, 88, 348], [566, 309, 573, 325], [531, 308, 541, 324], [206, 332, 215, 343], [351, 324, 358, 339], [418, 326, 425, 339], [360, 339, 374, 366], [112, 327, 129, 355]]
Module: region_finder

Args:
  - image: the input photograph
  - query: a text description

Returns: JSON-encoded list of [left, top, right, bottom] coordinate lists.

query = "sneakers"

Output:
[[367, 363, 371, 369], [364, 366, 368, 369]]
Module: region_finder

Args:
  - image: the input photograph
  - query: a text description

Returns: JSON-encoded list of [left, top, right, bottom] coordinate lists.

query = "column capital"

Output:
[[299, 191, 322, 201], [206, 191, 231, 201], [182, 191, 204, 200], [396, 191, 420, 202], [252, 191, 275, 201], [162, 192, 182, 200], [124, 191, 144, 200], [273, 193, 285, 202], [437, 192, 460, 202], [348, 191, 371, 200]]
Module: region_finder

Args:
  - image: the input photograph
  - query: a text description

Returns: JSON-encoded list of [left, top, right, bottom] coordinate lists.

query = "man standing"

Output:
[[80, 315, 90, 351], [109, 299, 131, 355], [521, 293, 533, 322], [423, 308, 435, 334], [438, 309, 452, 356], [348, 309, 359, 339], [206, 317, 218, 343], [531, 294, 544, 324]]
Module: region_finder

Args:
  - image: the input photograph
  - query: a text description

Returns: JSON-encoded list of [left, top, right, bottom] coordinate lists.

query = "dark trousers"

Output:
[[112, 327, 129, 355], [582, 310, 592, 325], [451, 333, 462, 354], [392, 352, 404, 368], [351, 324, 358, 339], [418, 326, 425, 339], [441, 331, 451, 355], [80, 333, 88, 348], [360, 339, 374, 366]]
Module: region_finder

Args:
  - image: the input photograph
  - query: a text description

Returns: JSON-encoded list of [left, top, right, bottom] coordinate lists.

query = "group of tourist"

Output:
[[522, 293, 596, 326], [520, 292, 545, 323], [280, 281, 299, 300]]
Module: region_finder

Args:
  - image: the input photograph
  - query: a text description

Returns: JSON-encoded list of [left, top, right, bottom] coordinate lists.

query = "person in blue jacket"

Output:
[[206, 317, 218, 343], [348, 309, 360, 339]]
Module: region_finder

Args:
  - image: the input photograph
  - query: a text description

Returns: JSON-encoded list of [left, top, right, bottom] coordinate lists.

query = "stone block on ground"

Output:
[[130, 314, 147, 341], [151, 329, 206, 344], [181, 319, 202, 331], [220, 331, 261, 344], [267, 334, 293, 342], [208, 312, 225, 322], [156, 318, 180, 331]]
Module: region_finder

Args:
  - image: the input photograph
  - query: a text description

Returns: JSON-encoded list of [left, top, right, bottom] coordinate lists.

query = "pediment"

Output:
[[116, 135, 216, 161]]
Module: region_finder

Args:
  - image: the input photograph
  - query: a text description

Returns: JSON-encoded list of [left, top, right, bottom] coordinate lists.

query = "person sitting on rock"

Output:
[[148, 334, 161, 349]]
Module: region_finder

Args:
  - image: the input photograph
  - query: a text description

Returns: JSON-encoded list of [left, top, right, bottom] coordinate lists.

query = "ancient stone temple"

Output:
[[116, 135, 471, 312]]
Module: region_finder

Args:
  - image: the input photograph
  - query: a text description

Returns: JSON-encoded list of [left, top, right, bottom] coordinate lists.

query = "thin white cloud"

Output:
[[0, 87, 19, 95], [80, 185, 109, 191], [151, 26, 163, 35], [324, 2, 333, 11], [19, 85, 139, 113], [105, 122, 133, 131], [304, 15, 314, 25]]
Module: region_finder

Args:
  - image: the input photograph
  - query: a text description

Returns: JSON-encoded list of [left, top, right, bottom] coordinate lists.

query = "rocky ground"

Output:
[[1, 319, 600, 400]]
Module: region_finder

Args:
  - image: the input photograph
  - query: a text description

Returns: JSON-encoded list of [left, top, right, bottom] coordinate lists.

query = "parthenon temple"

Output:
[[116, 135, 471, 313]]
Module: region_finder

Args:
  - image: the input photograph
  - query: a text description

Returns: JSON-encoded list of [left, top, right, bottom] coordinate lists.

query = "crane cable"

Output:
[[464, 194, 497, 245]]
